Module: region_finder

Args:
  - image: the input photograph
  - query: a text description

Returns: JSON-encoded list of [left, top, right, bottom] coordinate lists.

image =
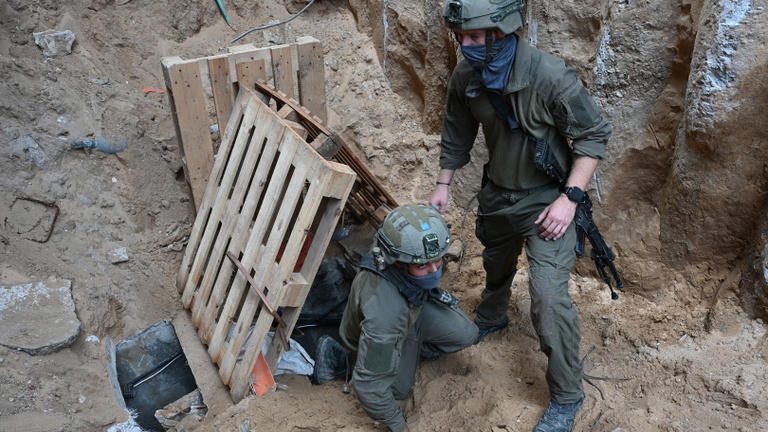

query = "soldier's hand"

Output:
[[430, 186, 450, 213], [535, 195, 577, 240]]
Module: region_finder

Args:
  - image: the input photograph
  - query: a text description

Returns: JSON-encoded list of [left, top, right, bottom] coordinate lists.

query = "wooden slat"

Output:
[[180, 98, 261, 309], [163, 60, 215, 208], [270, 45, 297, 99], [229, 156, 332, 399], [217, 142, 314, 385], [208, 56, 235, 135], [229, 44, 273, 87], [237, 59, 267, 92], [198, 107, 288, 342], [176, 94, 251, 293], [189, 101, 268, 326], [206, 133, 302, 365], [296, 37, 327, 123]]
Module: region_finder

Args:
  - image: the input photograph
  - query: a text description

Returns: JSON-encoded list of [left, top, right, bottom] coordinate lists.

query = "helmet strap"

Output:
[[484, 31, 495, 67]]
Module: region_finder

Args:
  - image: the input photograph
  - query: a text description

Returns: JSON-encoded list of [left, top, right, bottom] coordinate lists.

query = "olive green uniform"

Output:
[[440, 38, 611, 404], [339, 269, 478, 432]]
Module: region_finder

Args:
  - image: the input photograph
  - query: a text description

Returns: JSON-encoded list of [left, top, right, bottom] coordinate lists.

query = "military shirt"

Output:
[[440, 38, 612, 190], [339, 270, 420, 432]]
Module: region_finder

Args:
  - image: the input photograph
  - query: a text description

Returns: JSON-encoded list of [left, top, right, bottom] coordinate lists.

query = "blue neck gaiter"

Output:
[[403, 266, 444, 291], [460, 34, 518, 90]]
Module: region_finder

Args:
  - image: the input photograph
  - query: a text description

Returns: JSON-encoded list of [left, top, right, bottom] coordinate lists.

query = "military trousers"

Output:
[[391, 300, 478, 400], [474, 181, 583, 404]]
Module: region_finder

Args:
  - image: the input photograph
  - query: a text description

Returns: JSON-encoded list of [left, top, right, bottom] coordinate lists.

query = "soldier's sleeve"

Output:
[[440, 68, 480, 170], [352, 293, 408, 431], [549, 66, 612, 159]]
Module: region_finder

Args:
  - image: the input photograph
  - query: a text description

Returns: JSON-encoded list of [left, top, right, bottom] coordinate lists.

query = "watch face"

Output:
[[566, 187, 585, 203]]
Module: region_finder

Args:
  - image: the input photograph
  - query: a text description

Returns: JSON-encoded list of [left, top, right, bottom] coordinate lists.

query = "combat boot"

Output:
[[311, 335, 349, 385], [534, 394, 584, 432], [474, 317, 509, 344]]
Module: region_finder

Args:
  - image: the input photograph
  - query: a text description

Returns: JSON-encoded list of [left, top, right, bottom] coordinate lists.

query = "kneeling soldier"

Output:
[[338, 204, 478, 431]]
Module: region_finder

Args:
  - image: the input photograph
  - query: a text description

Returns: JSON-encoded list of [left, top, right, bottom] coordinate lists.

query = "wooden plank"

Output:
[[281, 274, 310, 307], [218, 138, 316, 385], [229, 156, 331, 399], [176, 93, 251, 293], [206, 132, 302, 366], [208, 56, 235, 136], [228, 45, 273, 86], [181, 99, 262, 310], [173, 311, 234, 411], [164, 60, 215, 209], [270, 45, 297, 99], [189, 101, 268, 326], [263, 170, 355, 372], [296, 37, 327, 123], [198, 102, 288, 342], [237, 59, 267, 92]]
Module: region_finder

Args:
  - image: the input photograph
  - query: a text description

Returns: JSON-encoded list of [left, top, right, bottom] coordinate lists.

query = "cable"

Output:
[[230, 0, 319, 44]]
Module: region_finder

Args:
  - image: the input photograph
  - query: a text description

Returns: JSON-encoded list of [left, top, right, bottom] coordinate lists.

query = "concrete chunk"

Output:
[[0, 279, 81, 355]]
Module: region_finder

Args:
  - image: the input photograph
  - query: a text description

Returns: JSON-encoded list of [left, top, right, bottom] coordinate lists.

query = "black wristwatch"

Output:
[[563, 186, 586, 204]]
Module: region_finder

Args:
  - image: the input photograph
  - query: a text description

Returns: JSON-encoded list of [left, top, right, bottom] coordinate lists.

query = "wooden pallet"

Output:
[[176, 87, 355, 402], [162, 37, 326, 208], [253, 81, 399, 226]]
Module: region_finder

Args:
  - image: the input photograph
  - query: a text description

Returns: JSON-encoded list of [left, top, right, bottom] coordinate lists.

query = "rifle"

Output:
[[533, 138, 625, 299]]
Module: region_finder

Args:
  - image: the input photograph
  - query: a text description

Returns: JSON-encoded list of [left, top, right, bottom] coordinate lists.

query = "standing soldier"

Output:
[[431, 1, 612, 430]]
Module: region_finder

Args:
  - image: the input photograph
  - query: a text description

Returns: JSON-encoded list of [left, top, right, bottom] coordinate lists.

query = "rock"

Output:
[[0, 279, 81, 355], [33, 30, 76, 57], [154, 389, 207, 430], [263, 20, 286, 45], [9, 134, 49, 168], [108, 247, 130, 264], [286, 0, 310, 14]]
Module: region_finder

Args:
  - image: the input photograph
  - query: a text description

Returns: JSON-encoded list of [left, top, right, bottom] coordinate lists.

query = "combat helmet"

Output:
[[373, 204, 451, 267], [443, 0, 525, 35]]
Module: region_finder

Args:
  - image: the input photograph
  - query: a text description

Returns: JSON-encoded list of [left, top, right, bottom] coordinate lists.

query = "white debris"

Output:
[[33, 29, 76, 57], [108, 247, 130, 264]]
